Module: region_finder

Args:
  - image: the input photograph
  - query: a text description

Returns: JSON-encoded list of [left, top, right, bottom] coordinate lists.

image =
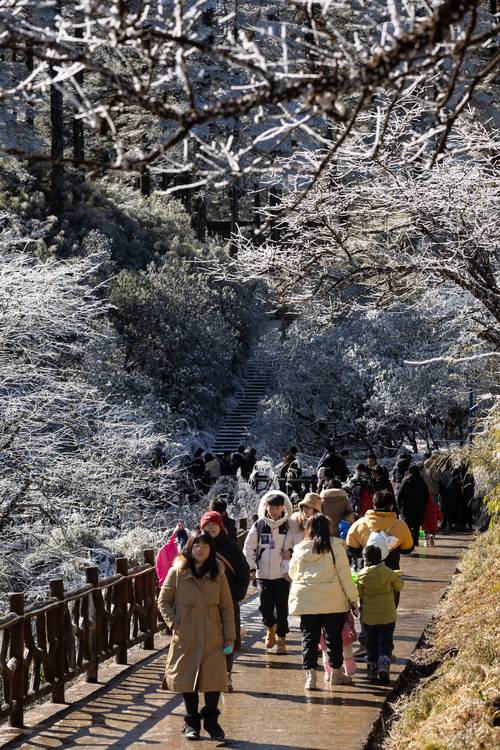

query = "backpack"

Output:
[[155, 532, 179, 586], [365, 525, 399, 561]]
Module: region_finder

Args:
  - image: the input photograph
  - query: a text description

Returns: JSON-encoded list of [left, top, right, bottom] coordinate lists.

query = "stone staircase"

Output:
[[211, 356, 271, 453]]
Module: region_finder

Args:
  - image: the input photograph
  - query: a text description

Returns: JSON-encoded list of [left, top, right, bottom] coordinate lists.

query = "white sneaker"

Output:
[[305, 669, 317, 690]]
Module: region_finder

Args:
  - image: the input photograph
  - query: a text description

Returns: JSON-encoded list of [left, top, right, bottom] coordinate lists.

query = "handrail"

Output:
[[0, 516, 254, 730]]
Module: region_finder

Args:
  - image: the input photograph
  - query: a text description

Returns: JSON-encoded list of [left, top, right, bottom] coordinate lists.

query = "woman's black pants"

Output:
[[300, 612, 346, 669], [182, 691, 220, 729]]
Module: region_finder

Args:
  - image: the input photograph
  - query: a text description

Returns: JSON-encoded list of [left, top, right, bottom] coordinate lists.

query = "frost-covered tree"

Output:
[[0, 1, 497, 187], [0, 226, 189, 601], [249, 294, 494, 456], [230, 109, 500, 351]]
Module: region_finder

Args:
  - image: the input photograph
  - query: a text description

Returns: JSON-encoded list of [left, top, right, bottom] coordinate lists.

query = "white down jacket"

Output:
[[243, 491, 293, 580]]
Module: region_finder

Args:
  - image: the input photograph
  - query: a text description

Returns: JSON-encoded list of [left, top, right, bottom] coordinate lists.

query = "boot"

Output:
[[305, 669, 317, 690], [276, 636, 287, 654], [366, 662, 378, 682], [227, 672, 234, 693], [378, 655, 390, 685], [264, 625, 276, 649], [182, 715, 200, 741], [201, 707, 224, 741], [330, 668, 352, 685]]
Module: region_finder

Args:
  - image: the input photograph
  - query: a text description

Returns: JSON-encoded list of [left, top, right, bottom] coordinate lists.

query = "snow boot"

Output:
[[276, 636, 287, 654], [264, 625, 276, 649], [330, 668, 352, 685], [201, 707, 224, 741]]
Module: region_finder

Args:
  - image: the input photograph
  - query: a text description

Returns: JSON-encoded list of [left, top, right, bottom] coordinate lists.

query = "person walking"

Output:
[[320, 481, 353, 536], [397, 465, 429, 547], [344, 464, 374, 516], [208, 497, 238, 542], [199, 511, 250, 692], [289, 514, 359, 689], [347, 491, 414, 572], [357, 545, 404, 684], [289, 492, 323, 544], [243, 490, 293, 654], [392, 452, 412, 494], [157, 531, 235, 742]]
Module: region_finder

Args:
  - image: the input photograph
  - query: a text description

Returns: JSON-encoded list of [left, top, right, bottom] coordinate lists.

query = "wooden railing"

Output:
[[0, 517, 259, 730], [0, 549, 160, 728]]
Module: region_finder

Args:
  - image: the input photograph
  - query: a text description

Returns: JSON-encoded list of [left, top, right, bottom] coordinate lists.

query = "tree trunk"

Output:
[[72, 20, 85, 165], [50, 1, 64, 214], [139, 168, 151, 197], [193, 193, 206, 242], [229, 182, 239, 256]]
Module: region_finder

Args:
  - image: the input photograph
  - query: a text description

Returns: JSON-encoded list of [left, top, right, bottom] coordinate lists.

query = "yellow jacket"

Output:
[[289, 538, 358, 615], [346, 511, 414, 552]]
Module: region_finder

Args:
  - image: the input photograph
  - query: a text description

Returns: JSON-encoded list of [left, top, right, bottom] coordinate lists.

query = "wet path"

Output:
[[0, 534, 471, 750]]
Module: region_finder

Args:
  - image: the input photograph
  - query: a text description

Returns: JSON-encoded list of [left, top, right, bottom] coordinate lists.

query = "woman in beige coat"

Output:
[[289, 514, 359, 690], [158, 530, 235, 741]]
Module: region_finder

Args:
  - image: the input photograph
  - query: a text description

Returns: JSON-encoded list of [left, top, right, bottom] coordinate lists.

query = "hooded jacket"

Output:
[[288, 538, 358, 615], [158, 557, 236, 693], [346, 510, 414, 569], [357, 563, 404, 625], [320, 488, 353, 537], [243, 491, 293, 580]]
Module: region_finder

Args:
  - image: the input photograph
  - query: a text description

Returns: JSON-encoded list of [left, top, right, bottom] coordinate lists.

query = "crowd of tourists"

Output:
[[157, 445, 476, 741]]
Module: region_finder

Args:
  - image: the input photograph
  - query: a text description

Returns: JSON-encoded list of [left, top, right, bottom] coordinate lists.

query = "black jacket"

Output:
[[318, 452, 348, 482], [222, 514, 238, 542], [397, 475, 428, 524], [214, 531, 250, 601], [392, 457, 411, 483]]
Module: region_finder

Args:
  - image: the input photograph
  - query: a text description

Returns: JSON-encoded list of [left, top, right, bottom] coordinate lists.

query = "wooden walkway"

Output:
[[0, 534, 471, 750]]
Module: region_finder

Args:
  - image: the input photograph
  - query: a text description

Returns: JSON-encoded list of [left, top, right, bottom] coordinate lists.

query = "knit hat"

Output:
[[298, 493, 323, 513], [200, 511, 225, 531]]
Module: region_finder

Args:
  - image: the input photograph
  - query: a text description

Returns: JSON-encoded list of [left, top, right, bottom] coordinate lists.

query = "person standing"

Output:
[[199, 511, 250, 692], [397, 466, 429, 547], [317, 444, 349, 482], [289, 514, 359, 689], [357, 545, 404, 684], [243, 490, 293, 654], [157, 531, 235, 742]]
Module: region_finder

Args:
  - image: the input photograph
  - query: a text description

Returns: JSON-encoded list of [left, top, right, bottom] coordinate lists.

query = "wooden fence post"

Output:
[[85, 566, 99, 683], [115, 558, 129, 664], [9, 592, 25, 728], [49, 579, 65, 704], [143, 549, 157, 650]]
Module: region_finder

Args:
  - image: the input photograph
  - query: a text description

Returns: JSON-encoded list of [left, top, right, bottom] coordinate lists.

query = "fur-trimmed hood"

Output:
[[257, 490, 293, 528]]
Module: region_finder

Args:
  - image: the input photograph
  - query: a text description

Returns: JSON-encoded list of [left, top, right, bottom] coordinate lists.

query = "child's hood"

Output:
[[257, 491, 293, 528]]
